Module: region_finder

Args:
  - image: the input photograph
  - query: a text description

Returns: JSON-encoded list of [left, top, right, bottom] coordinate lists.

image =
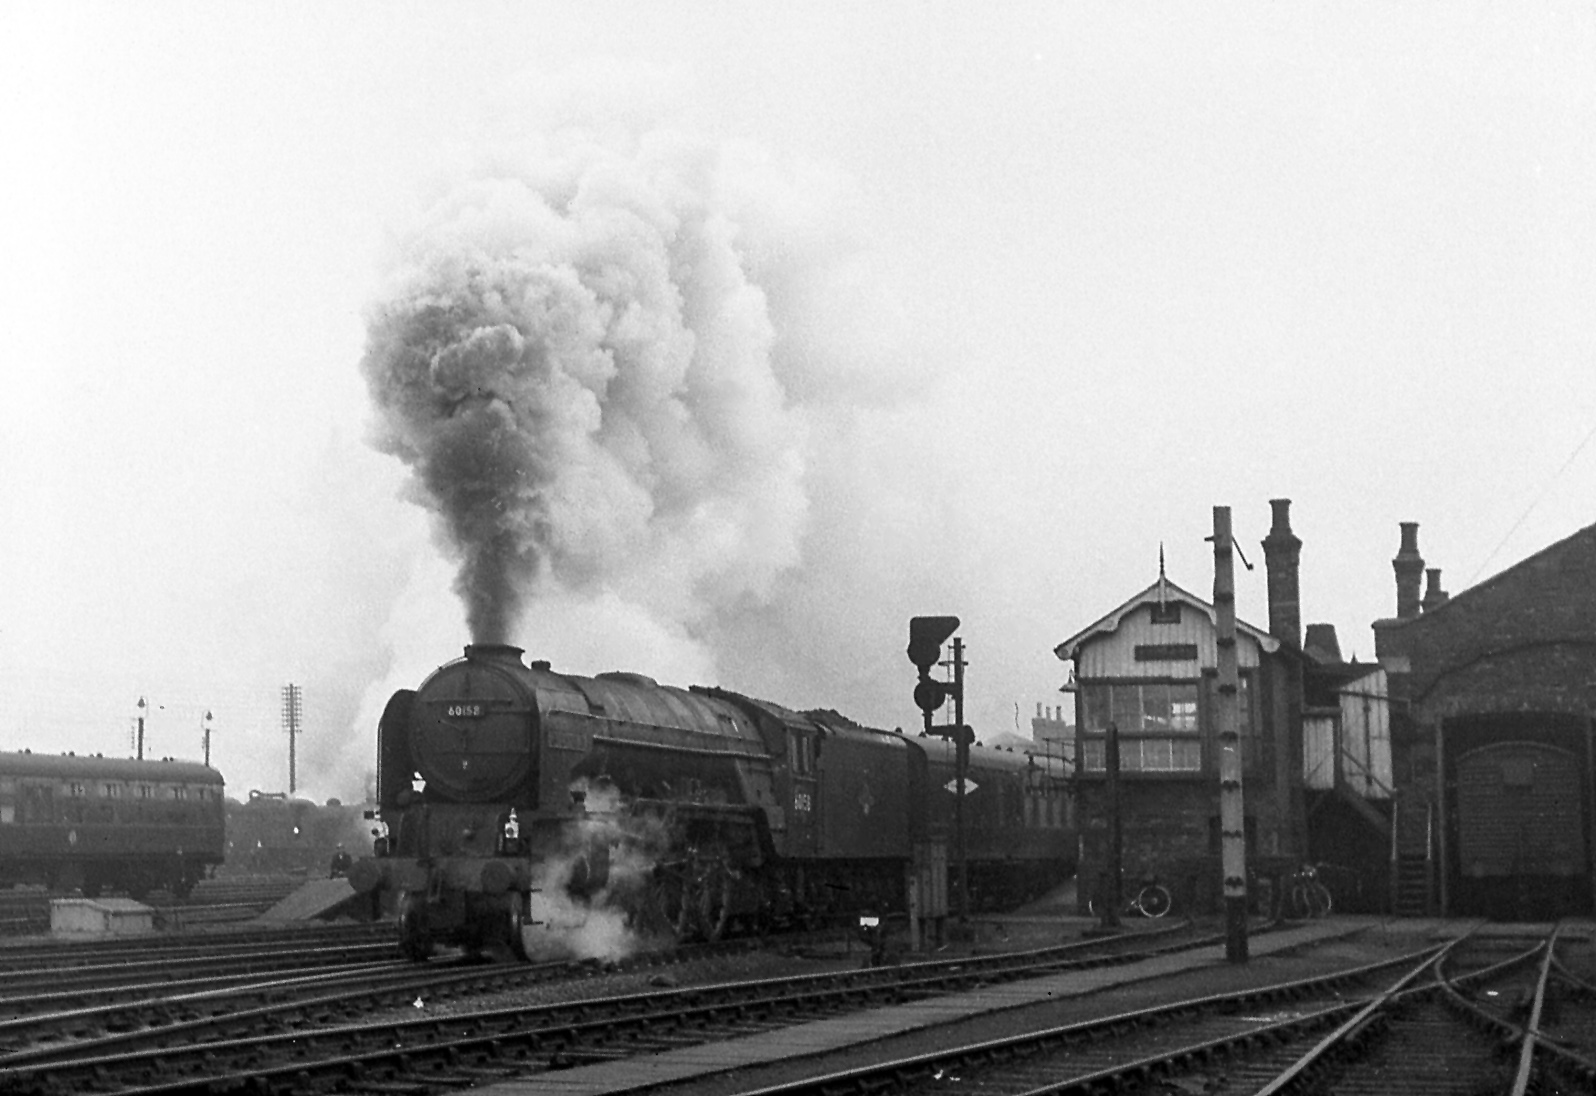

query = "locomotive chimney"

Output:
[[1393, 522, 1425, 620], [1261, 498, 1303, 648], [463, 643, 526, 666]]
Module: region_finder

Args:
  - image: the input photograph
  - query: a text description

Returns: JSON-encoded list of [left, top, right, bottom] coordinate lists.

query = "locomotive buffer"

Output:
[[908, 615, 973, 925]]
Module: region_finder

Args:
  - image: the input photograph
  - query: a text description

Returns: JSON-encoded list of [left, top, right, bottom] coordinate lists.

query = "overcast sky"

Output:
[[2, 3, 1592, 803]]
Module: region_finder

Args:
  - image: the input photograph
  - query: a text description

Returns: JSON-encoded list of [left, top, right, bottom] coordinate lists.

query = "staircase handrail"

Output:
[[1334, 739, 1395, 799]]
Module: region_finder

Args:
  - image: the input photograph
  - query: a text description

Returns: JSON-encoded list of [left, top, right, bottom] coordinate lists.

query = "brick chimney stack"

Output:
[[1303, 622, 1343, 664], [1262, 498, 1303, 647], [1394, 522, 1425, 620], [1422, 568, 1449, 612]]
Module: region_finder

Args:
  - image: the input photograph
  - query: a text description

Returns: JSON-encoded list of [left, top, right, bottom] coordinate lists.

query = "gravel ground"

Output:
[[366, 943, 869, 1022], [370, 911, 1132, 1022], [616, 918, 1450, 1096], [360, 916, 1591, 1094]]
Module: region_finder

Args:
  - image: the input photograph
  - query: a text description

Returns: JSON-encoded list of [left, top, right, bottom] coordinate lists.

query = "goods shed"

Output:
[[1374, 520, 1596, 919]]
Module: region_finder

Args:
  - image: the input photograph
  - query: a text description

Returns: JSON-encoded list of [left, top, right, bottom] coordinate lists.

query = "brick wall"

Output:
[[1076, 775, 1293, 914]]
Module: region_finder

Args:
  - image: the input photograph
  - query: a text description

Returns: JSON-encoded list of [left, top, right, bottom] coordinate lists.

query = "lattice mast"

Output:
[[281, 684, 303, 795]]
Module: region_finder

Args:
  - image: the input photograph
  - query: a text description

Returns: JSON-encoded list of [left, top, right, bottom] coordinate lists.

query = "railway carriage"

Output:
[[352, 644, 1075, 959], [920, 739, 1074, 908], [0, 750, 225, 897]]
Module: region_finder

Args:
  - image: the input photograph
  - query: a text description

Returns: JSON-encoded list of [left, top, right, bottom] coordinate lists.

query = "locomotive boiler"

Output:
[[350, 644, 1074, 960]]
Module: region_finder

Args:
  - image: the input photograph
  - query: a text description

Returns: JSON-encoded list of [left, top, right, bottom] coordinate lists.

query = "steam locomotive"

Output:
[[350, 644, 1075, 960], [0, 750, 225, 898], [224, 791, 372, 878]]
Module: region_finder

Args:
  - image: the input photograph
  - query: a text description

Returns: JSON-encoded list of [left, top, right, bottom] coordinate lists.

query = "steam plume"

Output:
[[359, 69, 943, 736], [360, 99, 862, 645]]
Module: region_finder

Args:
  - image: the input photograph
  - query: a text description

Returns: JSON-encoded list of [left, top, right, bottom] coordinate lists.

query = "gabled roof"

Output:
[[1052, 577, 1282, 662]]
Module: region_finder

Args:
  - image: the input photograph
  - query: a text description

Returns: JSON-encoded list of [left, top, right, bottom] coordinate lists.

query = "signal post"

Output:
[[908, 616, 972, 934]]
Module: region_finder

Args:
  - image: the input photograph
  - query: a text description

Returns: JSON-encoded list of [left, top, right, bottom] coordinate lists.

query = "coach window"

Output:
[[64, 783, 86, 824], [20, 784, 54, 823], [0, 779, 13, 824]]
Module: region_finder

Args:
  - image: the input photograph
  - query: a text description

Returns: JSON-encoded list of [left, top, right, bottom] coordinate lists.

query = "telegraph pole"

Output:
[[1103, 719, 1123, 929], [1212, 506, 1249, 963], [281, 685, 303, 795]]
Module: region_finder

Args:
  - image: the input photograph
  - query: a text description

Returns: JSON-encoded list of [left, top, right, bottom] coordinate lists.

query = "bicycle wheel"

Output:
[[1136, 883, 1172, 918], [1310, 881, 1332, 917], [1288, 883, 1312, 920]]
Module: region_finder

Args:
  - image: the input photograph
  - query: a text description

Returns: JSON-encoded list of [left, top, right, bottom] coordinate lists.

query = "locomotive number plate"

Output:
[[547, 729, 587, 752], [446, 703, 486, 718], [794, 791, 812, 813]]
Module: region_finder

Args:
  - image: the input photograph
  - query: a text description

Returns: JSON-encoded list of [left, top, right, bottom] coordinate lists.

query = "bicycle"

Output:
[[1088, 878, 1173, 919], [1283, 863, 1333, 919]]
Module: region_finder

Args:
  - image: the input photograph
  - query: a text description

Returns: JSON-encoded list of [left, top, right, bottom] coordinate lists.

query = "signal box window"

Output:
[[1080, 681, 1205, 773]]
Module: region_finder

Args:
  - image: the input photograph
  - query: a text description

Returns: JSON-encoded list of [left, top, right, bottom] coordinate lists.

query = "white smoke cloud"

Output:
[[365, 120, 801, 645], [519, 778, 673, 962], [358, 63, 949, 731]]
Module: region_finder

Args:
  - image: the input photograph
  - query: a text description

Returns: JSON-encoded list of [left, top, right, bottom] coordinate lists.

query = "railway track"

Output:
[[0, 876, 304, 936], [0, 920, 1219, 1095], [0, 920, 393, 973], [705, 922, 1596, 1096], [0, 939, 401, 1009]]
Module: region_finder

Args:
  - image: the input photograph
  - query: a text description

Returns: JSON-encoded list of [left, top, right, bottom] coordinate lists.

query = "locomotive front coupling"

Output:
[[349, 804, 537, 957]]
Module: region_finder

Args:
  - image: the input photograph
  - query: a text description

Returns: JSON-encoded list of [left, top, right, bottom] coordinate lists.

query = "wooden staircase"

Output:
[[1332, 780, 1391, 839], [1390, 796, 1434, 917]]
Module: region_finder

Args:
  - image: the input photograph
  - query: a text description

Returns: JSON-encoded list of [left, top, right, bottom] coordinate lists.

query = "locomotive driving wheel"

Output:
[[648, 862, 695, 941], [508, 892, 537, 961], [696, 853, 736, 942], [397, 890, 434, 961]]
